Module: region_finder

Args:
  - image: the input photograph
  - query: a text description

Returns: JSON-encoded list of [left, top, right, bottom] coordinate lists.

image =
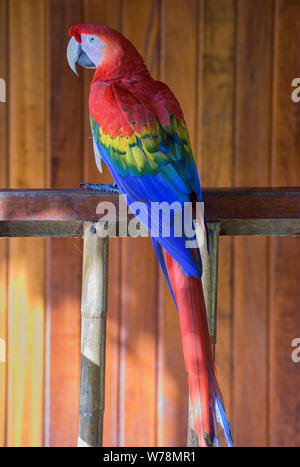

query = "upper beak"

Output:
[[67, 36, 96, 76]]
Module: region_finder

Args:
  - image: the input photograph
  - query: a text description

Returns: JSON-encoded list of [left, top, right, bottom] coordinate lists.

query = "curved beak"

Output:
[[67, 36, 96, 76]]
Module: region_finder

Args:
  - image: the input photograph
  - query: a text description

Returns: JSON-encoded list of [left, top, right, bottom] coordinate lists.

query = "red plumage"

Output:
[[69, 24, 182, 138], [89, 77, 182, 138], [68, 23, 232, 447], [163, 249, 223, 446], [69, 24, 147, 82]]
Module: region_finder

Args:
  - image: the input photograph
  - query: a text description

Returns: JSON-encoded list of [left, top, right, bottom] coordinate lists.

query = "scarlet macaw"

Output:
[[67, 24, 232, 447]]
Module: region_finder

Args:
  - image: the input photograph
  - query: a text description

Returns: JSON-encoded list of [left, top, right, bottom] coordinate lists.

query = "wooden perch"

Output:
[[0, 187, 299, 237]]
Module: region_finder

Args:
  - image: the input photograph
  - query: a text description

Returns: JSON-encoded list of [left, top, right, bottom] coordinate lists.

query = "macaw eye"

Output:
[[89, 36, 95, 44]]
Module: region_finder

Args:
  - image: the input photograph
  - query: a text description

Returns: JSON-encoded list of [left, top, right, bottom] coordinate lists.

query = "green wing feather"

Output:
[[90, 113, 195, 175]]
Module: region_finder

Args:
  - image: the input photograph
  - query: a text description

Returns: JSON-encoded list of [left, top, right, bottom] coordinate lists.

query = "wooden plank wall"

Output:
[[46, 0, 83, 447], [7, 0, 47, 446], [198, 0, 236, 434], [0, 0, 299, 447], [233, 0, 273, 446], [0, 0, 8, 448], [270, 0, 300, 447]]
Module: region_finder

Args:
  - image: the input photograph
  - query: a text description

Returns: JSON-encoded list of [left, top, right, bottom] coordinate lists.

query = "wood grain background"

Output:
[[0, 0, 300, 447]]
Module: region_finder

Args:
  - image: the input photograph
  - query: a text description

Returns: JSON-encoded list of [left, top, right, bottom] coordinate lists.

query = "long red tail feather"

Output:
[[162, 248, 232, 447]]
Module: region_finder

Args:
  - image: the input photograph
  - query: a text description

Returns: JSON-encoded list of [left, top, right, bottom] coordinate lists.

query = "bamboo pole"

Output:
[[201, 222, 221, 354], [187, 222, 220, 447], [78, 222, 109, 447]]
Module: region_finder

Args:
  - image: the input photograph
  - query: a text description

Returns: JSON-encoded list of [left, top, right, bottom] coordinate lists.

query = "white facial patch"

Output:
[[81, 34, 105, 67]]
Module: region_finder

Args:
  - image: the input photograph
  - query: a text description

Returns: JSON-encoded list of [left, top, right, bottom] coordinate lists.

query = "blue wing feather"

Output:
[[96, 137, 202, 277], [91, 100, 203, 278]]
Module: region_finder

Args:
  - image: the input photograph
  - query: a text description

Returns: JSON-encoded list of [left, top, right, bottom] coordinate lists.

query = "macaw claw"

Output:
[[80, 182, 121, 193]]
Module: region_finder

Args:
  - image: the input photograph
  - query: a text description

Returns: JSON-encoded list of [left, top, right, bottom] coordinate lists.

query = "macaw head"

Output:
[[67, 24, 146, 80]]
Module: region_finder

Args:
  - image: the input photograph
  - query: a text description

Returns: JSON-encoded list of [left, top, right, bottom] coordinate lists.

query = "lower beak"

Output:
[[67, 36, 96, 76]]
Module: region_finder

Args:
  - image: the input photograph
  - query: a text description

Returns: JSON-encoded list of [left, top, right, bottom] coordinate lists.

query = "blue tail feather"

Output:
[[208, 367, 233, 447]]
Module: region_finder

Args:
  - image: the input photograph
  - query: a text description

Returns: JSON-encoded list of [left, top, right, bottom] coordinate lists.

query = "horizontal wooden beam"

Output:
[[0, 188, 299, 237]]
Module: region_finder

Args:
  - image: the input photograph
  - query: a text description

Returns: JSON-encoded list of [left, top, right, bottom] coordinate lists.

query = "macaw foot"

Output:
[[80, 182, 121, 193]]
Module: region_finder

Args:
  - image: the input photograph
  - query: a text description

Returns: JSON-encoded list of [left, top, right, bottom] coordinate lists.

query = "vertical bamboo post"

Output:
[[201, 222, 221, 354], [78, 222, 109, 447], [187, 222, 220, 447]]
